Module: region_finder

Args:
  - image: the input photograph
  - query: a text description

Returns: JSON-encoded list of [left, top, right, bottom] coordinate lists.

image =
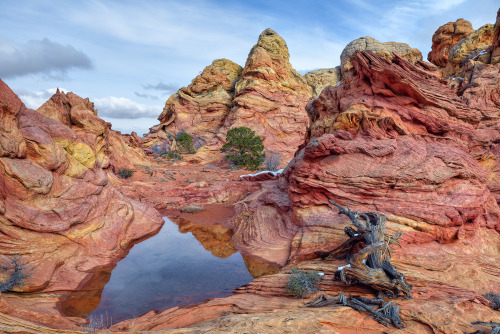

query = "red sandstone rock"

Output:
[[491, 9, 500, 64], [37, 90, 152, 172], [217, 29, 312, 164], [340, 36, 422, 75], [0, 79, 163, 329], [428, 18, 474, 67], [146, 29, 312, 166]]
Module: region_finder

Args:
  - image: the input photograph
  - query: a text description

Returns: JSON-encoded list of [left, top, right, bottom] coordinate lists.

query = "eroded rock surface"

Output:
[[144, 59, 242, 162], [340, 36, 422, 75], [146, 29, 312, 165], [428, 18, 474, 67], [444, 23, 495, 77], [304, 67, 341, 96], [0, 80, 163, 328]]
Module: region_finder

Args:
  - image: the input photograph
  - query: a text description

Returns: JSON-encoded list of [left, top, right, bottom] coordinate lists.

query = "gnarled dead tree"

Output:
[[325, 200, 411, 299], [307, 201, 412, 329]]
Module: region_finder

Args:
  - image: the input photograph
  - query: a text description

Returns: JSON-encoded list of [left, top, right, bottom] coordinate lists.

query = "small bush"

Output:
[[221, 127, 265, 170], [0, 254, 30, 293], [286, 267, 321, 297], [264, 150, 280, 171], [162, 152, 183, 160], [176, 131, 196, 154], [117, 168, 134, 179]]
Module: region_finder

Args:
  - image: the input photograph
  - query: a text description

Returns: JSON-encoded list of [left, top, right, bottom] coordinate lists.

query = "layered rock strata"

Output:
[[340, 36, 422, 75], [0, 80, 163, 328], [217, 28, 312, 164], [147, 28, 313, 165]]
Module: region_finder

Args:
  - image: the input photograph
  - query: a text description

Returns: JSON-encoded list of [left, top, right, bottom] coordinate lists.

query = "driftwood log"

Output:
[[307, 201, 412, 329]]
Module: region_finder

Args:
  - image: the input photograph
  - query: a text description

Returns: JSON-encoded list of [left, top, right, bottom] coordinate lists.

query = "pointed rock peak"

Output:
[[254, 28, 289, 59]]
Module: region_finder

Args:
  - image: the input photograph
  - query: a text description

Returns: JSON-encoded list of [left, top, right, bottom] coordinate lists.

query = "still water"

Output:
[[86, 217, 254, 323]]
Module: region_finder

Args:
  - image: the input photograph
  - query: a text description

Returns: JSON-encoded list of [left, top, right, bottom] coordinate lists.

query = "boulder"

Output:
[[444, 23, 495, 77], [340, 36, 422, 75], [304, 67, 341, 96], [428, 18, 474, 67]]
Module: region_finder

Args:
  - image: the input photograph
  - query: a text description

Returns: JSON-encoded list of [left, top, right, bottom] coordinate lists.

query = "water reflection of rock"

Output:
[[171, 217, 279, 278], [59, 268, 113, 318], [57, 217, 279, 324], [171, 217, 237, 259]]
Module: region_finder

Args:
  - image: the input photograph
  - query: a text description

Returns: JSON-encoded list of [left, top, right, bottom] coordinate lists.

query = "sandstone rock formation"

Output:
[[444, 23, 495, 76], [300, 50, 499, 234], [0, 79, 163, 328], [217, 28, 312, 164], [491, 8, 500, 65], [37, 90, 152, 172], [428, 18, 474, 67], [340, 36, 422, 75], [144, 59, 242, 162], [146, 29, 313, 165], [304, 67, 341, 96]]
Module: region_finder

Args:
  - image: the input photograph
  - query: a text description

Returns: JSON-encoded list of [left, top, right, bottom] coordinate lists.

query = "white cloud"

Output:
[[93, 96, 161, 119], [15, 87, 68, 109], [0, 37, 92, 79]]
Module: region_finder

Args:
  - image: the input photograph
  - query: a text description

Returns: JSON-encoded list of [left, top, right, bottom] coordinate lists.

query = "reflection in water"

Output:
[[70, 218, 256, 323]]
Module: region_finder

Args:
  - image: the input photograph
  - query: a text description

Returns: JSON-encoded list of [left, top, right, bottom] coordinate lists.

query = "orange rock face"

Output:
[[218, 29, 312, 164], [37, 90, 152, 172], [146, 29, 312, 165], [299, 51, 499, 236], [444, 23, 495, 77], [428, 18, 474, 67], [0, 79, 163, 301]]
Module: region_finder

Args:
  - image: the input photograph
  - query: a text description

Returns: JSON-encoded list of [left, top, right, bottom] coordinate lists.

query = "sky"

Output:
[[0, 0, 497, 135]]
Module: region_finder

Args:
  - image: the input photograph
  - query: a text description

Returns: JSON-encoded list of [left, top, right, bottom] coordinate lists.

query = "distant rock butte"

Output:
[[340, 36, 422, 75], [37, 89, 152, 172], [0, 79, 163, 302], [304, 67, 341, 96], [428, 18, 474, 67]]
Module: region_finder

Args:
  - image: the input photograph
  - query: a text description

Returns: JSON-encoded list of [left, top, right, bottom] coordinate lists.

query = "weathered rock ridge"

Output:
[[340, 36, 422, 75], [0, 80, 163, 327]]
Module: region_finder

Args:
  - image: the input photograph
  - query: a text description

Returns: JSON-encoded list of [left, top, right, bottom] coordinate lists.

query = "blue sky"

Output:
[[0, 0, 497, 135]]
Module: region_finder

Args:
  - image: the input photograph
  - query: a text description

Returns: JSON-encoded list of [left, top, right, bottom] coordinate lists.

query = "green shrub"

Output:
[[221, 127, 265, 170], [117, 168, 134, 179], [286, 267, 321, 297], [176, 131, 196, 154], [162, 152, 183, 160]]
